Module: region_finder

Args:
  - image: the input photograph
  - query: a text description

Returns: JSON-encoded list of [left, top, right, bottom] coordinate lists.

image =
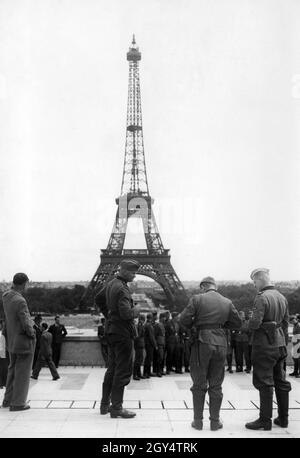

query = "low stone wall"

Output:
[[60, 336, 105, 366], [59, 336, 294, 367]]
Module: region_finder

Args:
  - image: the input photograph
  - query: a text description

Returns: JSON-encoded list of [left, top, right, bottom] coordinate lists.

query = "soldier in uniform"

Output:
[[235, 311, 251, 372], [225, 329, 234, 373], [165, 312, 178, 374], [289, 314, 300, 377], [143, 313, 157, 378], [152, 311, 159, 375], [98, 318, 109, 368], [154, 312, 166, 377], [245, 268, 291, 430], [98, 259, 141, 419], [174, 316, 184, 374], [179, 276, 242, 431], [182, 327, 191, 373], [133, 314, 146, 380]]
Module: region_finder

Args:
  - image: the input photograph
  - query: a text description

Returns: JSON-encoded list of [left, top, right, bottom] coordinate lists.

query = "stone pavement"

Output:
[[0, 367, 299, 438]]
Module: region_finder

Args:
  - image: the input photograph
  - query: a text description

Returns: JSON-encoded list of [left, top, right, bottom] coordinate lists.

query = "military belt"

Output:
[[197, 324, 223, 330], [261, 321, 282, 328]]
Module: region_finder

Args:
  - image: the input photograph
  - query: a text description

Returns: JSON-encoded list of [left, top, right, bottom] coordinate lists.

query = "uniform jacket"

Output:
[[2, 288, 36, 354], [144, 321, 157, 348], [134, 321, 145, 349], [39, 331, 53, 357], [105, 275, 136, 339], [235, 321, 250, 343], [179, 289, 242, 347], [48, 323, 68, 344], [164, 319, 178, 344], [154, 321, 165, 346], [248, 286, 289, 347]]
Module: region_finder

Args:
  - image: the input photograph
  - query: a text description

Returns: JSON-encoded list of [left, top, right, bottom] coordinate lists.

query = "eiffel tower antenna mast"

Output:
[[82, 36, 187, 309]]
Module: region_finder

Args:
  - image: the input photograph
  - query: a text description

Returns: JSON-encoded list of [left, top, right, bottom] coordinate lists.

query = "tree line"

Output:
[[0, 283, 299, 317]]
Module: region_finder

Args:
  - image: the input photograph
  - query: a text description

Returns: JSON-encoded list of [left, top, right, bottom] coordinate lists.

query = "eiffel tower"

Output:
[[83, 36, 187, 309]]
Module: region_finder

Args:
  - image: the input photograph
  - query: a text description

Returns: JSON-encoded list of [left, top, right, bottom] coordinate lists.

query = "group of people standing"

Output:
[[97, 261, 293, 434], [30, 314, 67, 381], [98, 307, 192, 381], [0, 272, 68, 411], [133, 310, 190, 380], [0, 265, 296, 435], [226, 312, 253, 374]]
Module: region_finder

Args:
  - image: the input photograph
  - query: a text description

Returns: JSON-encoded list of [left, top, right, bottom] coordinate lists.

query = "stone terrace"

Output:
[[0, 367, 299, 438]]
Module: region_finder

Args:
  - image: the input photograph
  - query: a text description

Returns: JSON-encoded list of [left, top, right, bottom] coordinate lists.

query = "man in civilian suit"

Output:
[[31, 323, 60, 380], [1, 273, 36, 411], [48, 316, 67, 368]]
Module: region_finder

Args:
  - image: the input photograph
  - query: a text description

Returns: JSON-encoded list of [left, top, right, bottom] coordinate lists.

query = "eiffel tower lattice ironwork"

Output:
[[84, 36, 187, 308]]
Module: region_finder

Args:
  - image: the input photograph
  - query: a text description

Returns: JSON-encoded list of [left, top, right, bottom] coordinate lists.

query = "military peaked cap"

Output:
[[119, 259, 140, 271], [200, 276, 216, 287], [250, 268, 270, 280]]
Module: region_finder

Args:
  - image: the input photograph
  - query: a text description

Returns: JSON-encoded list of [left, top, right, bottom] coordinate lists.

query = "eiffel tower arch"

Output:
[[82, 36, 188, 310]]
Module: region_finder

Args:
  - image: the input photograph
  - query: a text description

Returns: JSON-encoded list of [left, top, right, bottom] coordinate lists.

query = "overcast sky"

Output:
[[0, 0, 299, 282]]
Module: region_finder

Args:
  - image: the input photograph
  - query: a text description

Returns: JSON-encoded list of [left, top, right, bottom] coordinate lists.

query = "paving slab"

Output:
[[0, 366, 299, 438]]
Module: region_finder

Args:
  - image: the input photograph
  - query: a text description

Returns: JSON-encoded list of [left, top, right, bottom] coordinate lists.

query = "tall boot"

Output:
[[110, 386, 136, 418], [191, 391, 206, 430], [100, 382, 111, 415], [137, 366, 146, 379], [133, 364, 140, 380], [274, 388, 289, 427], [209, 394, 223, 431], [245, 387, 273, 430]]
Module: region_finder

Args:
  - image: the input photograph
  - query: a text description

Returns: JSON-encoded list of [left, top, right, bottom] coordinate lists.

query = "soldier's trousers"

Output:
[[152, 348, 158, 374], [156, 345, 165, 375], [183, 341, 191, 370], [235, 342, 251, 370], [252, 345, 291, 392], [174, 343, 184, 372], [144, 345, 154, 376], [4, 352, 34, 407], [102, 335, 133, 410], [190, 342, 227, 421], [133, 347, 144, 377], [166, 342, 176, 371]]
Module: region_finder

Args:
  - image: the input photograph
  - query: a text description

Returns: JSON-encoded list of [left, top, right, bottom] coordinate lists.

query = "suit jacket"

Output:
[[39, 331, 53, 357], [179, 289, 242, 347], [48, 323, 68, 344], [2, 288, 35, 354]]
